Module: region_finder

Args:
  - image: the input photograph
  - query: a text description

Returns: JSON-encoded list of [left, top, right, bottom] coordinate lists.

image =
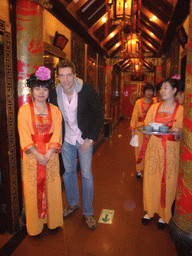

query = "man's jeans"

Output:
[[61, 141, 93, 216]]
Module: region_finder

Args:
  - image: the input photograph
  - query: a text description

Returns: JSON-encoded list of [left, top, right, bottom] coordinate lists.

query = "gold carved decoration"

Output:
[[183, 127, 192, 153], [180, 160, 192, 194], [174, 211, 192, 234]]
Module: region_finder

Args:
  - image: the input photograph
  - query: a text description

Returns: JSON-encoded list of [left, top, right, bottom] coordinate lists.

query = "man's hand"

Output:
[[79, 138, 92, 153]]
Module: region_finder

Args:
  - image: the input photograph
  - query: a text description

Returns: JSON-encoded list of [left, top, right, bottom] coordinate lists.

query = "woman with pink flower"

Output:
[[18, 66, 64, 236]]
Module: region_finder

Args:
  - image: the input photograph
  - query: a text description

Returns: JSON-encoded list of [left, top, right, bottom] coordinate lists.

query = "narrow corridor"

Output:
[[10, 119, 177, 256]]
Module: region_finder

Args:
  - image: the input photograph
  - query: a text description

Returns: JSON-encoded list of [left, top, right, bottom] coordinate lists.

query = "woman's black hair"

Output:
[[177, 80, 185, 93], [161, 78, 180, 90], [160, 77, 184, 96], [155, 82, 161, 92], [143, 83, 155, 94], [26, 74, 54, 89]]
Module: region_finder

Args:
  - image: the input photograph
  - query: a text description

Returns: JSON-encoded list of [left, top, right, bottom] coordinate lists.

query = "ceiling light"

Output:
[[150, 16, 157, 22], [109, 32, 115, 38], [102, 17, 107, 23]]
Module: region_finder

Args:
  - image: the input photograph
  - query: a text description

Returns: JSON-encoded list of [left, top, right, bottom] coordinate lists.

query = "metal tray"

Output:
[[138, 127, 173, 135]]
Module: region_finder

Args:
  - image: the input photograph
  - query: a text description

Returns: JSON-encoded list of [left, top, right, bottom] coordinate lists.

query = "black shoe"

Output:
[[157, 222, 167, 230], [136, 173, 142, 179], [49, 227, 59, 235], [31, 233, 41, 238], [141, 217, 151, 225]]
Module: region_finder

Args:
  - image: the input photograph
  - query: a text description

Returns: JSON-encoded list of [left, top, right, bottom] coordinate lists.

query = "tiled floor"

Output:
[[7, 119, 178, 255]]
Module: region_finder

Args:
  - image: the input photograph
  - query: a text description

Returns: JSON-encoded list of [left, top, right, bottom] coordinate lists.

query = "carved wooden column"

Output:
[[0, 19, 20, 234], [169, 1, 192, 255]]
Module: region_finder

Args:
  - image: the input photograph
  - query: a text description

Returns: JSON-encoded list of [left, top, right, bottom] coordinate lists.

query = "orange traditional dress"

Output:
[[130, 97, 155, 173], [143, 102, 183, 223], [18, 102, 64, 236]]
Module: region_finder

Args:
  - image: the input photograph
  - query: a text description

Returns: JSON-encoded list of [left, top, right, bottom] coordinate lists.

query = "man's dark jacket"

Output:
[[49, 77, 103, 142]]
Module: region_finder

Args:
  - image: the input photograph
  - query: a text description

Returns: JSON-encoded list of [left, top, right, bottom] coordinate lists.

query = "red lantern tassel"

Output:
[[108, 5, 111, 27], [130, 32, 132, 57], [118, 27, 121, 41], [124, 0, 126, 28], [123, 51, 126, 59], [133, 0, 137, 32], [105, 24, 108, 37], [138, 11, 140, 29], [121, 34, 124, 52], [105, 0, 109, 37], [139, 0, 141, 9]]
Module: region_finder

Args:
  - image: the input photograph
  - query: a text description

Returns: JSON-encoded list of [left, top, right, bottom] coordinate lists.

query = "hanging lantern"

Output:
[[132, 58, 142, 73], [127, 33, 139, 57], [112, 0, 133, 27]]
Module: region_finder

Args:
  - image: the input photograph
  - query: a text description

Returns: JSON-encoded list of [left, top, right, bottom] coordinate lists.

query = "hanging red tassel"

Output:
[[121, 32, 124, 52], [105, 0, 109, 37], [105, 24, 108, 37], [118, 26, 121, 41], [133, 0, 137, 32], [138, 10, 140, 29], [139, 0, 141, 9], [130, 32, 132, 57], [123, 50, 126, 59], [108, 2, 111, 28], [138, 0, 141, 30], [139, 39, 142, 49], [124, 0, 126, 29]]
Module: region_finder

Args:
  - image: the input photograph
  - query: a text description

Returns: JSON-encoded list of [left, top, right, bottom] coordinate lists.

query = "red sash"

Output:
[[30, 102, 52, 219], [138, 117, 145, 122], [154, 134, 176, 208], [136, 136, 148, 164]]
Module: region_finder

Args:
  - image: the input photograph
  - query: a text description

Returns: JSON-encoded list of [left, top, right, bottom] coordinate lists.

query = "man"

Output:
[[55, 59, 103, 229]]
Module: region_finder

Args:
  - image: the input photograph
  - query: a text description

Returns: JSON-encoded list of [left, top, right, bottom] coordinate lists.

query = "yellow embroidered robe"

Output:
[[18, 103, 64, 236], [130, 98, 154, 173], [143, 103, 183, 223]]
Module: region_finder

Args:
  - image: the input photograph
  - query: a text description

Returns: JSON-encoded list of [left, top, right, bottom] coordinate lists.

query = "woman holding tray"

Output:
[[18, 67, 64, 236], [130, 83, 155, 179], [141, 78, 184, 229]]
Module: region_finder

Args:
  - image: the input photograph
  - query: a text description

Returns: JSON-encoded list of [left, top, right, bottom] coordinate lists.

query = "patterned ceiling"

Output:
[[51, 0, 189, 70]]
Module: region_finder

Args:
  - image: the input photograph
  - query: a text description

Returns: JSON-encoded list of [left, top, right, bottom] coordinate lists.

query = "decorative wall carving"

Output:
[[0, 19, 20, 233], [71, 32, 85, 80]]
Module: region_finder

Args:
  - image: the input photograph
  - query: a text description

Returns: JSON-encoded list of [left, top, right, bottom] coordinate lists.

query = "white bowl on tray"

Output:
[[148, 123, 164, 132]]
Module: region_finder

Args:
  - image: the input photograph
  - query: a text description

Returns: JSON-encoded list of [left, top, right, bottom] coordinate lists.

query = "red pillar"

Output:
[[168, 1, 192, 254], [16, 0, 44, 108], [16, 1, 44, 209], [156, 65, 162, 83]]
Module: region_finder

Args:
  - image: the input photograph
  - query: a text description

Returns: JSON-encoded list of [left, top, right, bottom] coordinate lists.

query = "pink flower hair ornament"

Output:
[[26, 66, 54, 89], [35, 66, 51, 81], [172, 74, 181, 80]]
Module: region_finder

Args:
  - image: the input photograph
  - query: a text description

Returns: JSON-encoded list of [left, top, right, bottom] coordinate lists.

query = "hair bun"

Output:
[[26, 74, 38, 88]]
